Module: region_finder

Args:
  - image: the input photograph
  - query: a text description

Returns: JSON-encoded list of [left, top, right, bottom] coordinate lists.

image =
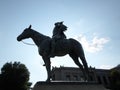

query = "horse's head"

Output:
[[54, 21, 67, 31], [17, 25, 32, 41]]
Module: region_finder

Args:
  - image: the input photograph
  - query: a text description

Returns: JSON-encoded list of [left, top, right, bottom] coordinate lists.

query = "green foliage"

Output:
[[0, 62, 31, 90], [110, 69, 120, 90]]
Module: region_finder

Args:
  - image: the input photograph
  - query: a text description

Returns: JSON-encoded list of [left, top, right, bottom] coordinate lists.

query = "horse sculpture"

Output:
[[17, 24, 90, 82]]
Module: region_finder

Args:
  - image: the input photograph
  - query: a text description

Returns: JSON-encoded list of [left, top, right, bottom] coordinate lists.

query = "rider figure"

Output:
[[49, 21, 67, 57], [43, 21, 67, 66]]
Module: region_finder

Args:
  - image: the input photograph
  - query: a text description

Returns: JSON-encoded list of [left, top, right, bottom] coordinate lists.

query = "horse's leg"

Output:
[[69, 53, 87, 81], [79, 54, 90, 81], [42, 56, 51, 82]]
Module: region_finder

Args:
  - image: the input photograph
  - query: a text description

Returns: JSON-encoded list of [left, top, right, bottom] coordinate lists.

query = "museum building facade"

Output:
[[51, 65, 120, 88]]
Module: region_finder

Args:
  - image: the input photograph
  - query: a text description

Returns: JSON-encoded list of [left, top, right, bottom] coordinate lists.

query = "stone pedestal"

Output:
[[33, 81, 108, 90]]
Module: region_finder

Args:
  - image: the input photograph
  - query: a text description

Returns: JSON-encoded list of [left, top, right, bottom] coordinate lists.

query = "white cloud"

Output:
[[76, 34, 110, 53]]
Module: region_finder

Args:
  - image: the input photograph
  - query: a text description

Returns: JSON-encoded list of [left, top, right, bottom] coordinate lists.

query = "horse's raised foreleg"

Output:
[[42, 56, 51, 82]]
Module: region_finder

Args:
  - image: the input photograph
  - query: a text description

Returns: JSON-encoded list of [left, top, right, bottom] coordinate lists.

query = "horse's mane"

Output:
[[31, 29, 51, 39]]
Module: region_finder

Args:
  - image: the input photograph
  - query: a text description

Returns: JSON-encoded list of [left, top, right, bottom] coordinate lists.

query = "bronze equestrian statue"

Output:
[[17, 22, 90, 82]]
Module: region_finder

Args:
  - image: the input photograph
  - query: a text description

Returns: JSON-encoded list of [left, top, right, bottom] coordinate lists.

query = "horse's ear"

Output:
[[28, 25, 32, 29]]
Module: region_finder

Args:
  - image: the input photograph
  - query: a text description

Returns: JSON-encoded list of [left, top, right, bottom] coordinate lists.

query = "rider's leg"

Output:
[[49, 39, 56, 57]]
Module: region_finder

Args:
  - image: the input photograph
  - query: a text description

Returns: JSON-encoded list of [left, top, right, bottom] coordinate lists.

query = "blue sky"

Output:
[[0, 0, 120, 86]]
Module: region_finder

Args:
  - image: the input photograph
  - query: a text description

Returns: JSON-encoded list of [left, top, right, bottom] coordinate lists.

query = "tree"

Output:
[[0, 62, 31, 90], [110, 69, 120, 90]]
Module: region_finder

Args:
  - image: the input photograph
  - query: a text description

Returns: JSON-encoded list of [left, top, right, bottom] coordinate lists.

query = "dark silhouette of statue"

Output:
[[17, 22, 90, 82]]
